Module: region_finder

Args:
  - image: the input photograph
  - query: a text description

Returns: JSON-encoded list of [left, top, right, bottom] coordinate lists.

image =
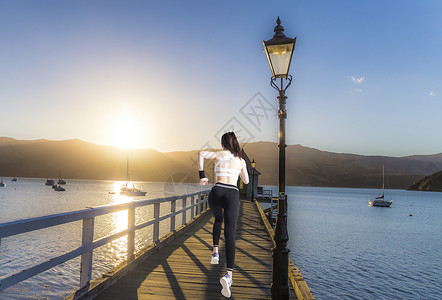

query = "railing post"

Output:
[[182, 197, 187, 225], [191, 195, 195, 219], [270, 191, 274, 228], [200, 194, 204, 211], [153, 203, 160, 243], [170, 199, 176, 232], [196, 194, 201, 216], [80, 216, 94, 288], [204, 193, 208, 210], [127, 207, 135, 262]]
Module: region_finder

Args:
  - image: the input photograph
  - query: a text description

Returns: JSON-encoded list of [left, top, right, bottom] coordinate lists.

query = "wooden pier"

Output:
[[1, 190, 313, 299], [69, 199, 313, 299]]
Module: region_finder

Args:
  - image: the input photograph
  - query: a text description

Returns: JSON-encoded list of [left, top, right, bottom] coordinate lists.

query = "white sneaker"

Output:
[[210, 252, 219, 264], [220, 273, 232, 297]]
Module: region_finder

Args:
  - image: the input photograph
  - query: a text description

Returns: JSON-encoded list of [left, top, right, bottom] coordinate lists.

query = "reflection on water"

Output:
[[110, 181, 130, 232]]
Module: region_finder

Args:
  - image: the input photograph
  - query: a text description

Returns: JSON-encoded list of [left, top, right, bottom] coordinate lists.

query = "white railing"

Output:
[[0, 190, 210, 291]]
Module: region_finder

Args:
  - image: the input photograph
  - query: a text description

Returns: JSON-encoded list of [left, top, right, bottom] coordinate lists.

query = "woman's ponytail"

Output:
[[221, 132, 241, 157]]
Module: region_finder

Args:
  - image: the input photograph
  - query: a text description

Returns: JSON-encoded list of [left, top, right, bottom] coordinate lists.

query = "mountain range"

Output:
[[1, 137, 442, 189]]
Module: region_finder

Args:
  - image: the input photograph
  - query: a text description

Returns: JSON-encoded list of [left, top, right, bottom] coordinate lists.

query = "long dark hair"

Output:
[[221, 132, 241, 157]]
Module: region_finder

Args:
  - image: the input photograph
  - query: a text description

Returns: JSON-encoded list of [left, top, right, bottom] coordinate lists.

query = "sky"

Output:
[[1, 0, 441, 157]]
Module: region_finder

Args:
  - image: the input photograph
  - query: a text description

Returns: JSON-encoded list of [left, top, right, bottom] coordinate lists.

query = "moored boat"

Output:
[[57, 170, 66, 185], [45, 179, 55, 186], [54, 185, 65, 191], [120, 156, 146, 197], [0, 180, 5, 187], [369, 165, 393, 207], [120, 184, 146, 196]]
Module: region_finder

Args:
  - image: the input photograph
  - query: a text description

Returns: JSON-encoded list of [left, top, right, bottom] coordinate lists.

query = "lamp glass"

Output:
[[266, 43, 294, 78]]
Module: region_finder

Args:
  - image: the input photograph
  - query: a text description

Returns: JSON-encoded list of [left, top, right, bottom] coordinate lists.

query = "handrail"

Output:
[[0, 190, 211, 292]]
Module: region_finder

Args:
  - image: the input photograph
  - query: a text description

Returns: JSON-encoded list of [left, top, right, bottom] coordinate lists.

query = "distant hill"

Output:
[[407, 170, 442, 191], [1, 137, 442, 189], [239, 142, 442, 189]]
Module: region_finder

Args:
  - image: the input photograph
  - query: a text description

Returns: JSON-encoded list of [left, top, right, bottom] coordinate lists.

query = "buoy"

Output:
[[409, 214, 412, 216]]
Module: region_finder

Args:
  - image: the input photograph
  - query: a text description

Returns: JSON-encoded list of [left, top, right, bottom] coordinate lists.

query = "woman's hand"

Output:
[[199, 178, 209, 185]]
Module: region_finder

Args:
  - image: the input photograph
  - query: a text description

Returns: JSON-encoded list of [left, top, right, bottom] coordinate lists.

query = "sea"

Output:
[[0, 179, 441, 299]]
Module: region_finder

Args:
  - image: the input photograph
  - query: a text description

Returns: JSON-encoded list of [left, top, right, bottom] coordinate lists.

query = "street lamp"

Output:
[[263, 16, 296, 300], [251, 159, 256, 202]]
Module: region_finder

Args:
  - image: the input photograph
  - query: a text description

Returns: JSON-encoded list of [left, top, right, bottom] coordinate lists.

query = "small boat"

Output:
[[54, 185, 65, 191], [120, 156, 146, 197], [120, 184, 146, 196], [0, 180, 5, 187], [12, 178, 18, 182], [369, 165, 393, 207], [45, 179, 56, 186], [57, 170, 66, 185]]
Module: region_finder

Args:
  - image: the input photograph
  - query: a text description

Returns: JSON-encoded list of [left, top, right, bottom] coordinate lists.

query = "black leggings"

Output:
[[208, 183, 240, 271]]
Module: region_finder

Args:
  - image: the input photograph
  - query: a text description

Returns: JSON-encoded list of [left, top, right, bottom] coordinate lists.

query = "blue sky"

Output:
[[1, 0, 441, 156]]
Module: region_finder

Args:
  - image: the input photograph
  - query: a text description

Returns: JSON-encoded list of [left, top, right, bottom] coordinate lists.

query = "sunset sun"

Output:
[[111, 117, 143, 149]]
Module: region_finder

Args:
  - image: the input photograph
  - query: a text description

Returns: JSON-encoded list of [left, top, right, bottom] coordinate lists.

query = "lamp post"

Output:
[[263, 16, 296, 300], [251, 159, 256, 202]]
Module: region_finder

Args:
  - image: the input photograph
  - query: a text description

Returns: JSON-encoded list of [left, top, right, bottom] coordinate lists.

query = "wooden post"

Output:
[[127, 207, 135, 262], [196, 194, 201, 216], [170, 200, 176, 232], [80, 217, 94, 288], [190, 195, 195, 219], [204, 194, 208, 210], [182, 197, 187, 225], [153, 203, 160, 243]]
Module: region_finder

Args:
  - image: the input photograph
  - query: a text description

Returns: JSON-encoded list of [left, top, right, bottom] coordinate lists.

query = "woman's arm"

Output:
[[198, 151, 216, 171], [198, 151, 216, 185], [239, 158, 249, 184]]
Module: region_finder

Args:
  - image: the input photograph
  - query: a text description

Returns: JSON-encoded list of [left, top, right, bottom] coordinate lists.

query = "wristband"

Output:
[[199, 170, 205, 179]]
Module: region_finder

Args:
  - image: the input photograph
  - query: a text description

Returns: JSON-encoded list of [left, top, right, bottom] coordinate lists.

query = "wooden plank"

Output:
[[80, 217, 94, 287], [127, 207, 135, 263]]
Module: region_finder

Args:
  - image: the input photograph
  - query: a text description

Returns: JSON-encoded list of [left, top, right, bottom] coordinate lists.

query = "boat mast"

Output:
[[126, 155, 130, 185], [382, 164, 385, 197]]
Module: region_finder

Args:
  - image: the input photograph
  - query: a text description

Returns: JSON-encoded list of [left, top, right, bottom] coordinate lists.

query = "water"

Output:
[[0, 178, 207, 299], [1, 181, 441, 299], [262, 186, 442, 300]]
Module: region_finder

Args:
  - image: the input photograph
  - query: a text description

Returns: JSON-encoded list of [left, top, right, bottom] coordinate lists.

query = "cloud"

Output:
[[349, 76, 365, 84], [429, 90, 436, 96]]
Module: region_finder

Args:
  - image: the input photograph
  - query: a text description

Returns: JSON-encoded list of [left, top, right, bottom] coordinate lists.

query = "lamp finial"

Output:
[[273, 17, 286, 38]]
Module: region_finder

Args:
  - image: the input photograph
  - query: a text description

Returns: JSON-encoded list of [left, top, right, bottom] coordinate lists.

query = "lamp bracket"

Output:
[[270, 75, 293, 92]]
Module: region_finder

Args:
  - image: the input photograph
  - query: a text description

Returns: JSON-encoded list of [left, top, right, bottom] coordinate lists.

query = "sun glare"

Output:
[[111, 117, 143, 149]]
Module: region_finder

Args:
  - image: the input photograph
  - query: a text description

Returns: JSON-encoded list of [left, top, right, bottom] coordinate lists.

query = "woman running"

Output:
[[198, 132, 249, 298]]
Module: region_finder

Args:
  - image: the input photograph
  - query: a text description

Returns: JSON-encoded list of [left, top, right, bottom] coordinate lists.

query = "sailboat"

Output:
[[120, 156, 146, 196], [57, 170, 67, 185], [369, 165, 393, 207]]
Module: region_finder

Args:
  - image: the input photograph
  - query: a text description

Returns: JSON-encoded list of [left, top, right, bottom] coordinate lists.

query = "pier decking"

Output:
[[88, 199, 299, 299]]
